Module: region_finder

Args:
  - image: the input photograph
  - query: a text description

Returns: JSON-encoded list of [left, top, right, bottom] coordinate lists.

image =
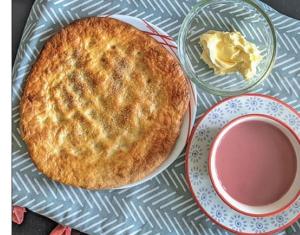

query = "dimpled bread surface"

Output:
[[20, 17, 190, 189]]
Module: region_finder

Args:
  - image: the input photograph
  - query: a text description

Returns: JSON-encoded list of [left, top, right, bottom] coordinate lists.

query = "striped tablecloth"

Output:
[[12, 0, 300, 234]]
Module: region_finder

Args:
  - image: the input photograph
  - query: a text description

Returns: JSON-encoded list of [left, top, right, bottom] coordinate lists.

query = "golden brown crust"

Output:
[[20, 17, 190, 189]]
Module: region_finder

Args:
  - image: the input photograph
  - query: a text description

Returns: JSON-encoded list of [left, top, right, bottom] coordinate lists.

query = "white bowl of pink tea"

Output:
[[209, 114, 300, 217]]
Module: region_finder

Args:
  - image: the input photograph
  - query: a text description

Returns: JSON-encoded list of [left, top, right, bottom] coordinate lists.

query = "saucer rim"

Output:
[[186, 93, 300, 235]]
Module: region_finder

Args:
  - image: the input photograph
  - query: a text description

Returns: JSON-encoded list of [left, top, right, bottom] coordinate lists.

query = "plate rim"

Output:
[[185, 93, 300, 235]]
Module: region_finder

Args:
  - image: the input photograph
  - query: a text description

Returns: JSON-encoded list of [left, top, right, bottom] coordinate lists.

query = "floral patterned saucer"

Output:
[[186, 94, 300, 234]]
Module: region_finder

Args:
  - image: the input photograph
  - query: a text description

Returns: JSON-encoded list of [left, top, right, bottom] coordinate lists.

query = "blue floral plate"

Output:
[[186, 94, 300, 234]]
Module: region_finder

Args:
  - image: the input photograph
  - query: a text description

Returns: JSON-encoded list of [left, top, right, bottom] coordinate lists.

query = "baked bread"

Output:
[[20, 17, 190, 189]]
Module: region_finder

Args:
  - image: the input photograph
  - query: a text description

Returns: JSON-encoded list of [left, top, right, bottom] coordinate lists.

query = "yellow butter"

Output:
[[199, 30, 262, 80]]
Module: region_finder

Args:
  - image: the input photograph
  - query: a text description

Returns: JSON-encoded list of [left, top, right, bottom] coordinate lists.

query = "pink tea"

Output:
[[215, 120, 297, 206]]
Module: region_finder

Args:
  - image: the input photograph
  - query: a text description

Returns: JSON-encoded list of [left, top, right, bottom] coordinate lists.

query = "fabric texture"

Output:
[[12, 0, 300, 234]]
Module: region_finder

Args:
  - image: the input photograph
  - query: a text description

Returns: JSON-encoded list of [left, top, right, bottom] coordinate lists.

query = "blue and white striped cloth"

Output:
[[12, 0, 300, 234]]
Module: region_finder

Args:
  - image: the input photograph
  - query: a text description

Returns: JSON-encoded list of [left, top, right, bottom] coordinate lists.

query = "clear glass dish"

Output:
[[178, 0, 277, 96]]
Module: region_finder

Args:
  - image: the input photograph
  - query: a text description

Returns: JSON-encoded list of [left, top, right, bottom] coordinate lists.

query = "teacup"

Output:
[[208, 114, 300, 217]]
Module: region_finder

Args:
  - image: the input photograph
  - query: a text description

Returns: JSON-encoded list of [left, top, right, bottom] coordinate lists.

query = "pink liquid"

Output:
[[215, 120, 297, 206]]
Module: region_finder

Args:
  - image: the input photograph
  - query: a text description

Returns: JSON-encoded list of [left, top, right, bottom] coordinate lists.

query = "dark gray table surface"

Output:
[[12, 0, 300, 234]]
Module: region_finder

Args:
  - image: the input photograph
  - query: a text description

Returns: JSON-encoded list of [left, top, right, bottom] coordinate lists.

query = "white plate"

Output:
[[106, 15, 198, 189], [186, 94, 300, 234]]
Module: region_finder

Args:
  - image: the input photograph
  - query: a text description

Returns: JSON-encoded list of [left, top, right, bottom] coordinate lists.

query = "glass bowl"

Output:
[[178, 0, 277, 96]]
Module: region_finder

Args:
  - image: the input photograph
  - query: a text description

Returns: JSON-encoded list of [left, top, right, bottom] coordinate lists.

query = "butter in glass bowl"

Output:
[[178, 0, 276, 96]]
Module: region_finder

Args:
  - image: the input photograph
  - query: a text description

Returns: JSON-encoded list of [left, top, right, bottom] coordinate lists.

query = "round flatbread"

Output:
[[20, 17, 190, 189]]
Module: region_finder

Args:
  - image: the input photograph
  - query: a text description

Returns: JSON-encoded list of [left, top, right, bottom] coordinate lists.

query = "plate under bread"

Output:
[[20, 15, 197, 189]]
